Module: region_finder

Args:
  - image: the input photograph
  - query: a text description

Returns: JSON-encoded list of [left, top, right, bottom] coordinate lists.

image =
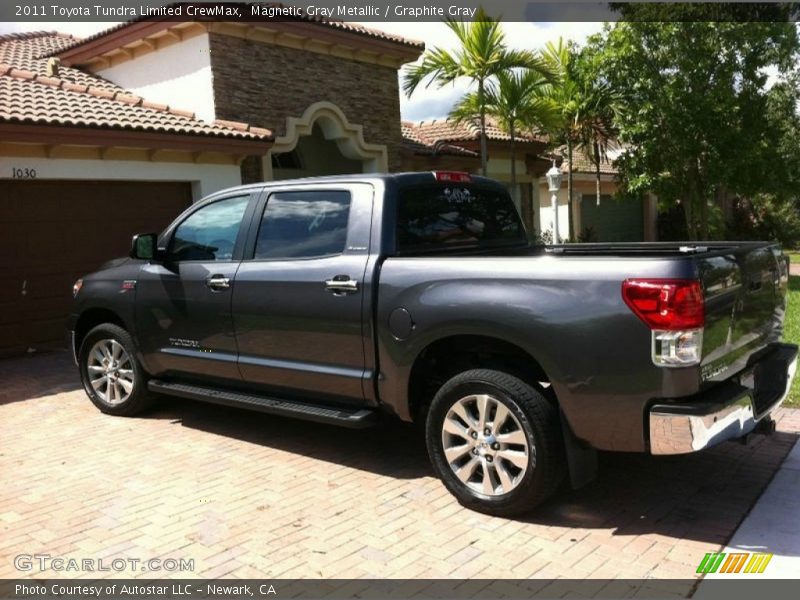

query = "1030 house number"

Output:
[[11, 168, 37, 179]]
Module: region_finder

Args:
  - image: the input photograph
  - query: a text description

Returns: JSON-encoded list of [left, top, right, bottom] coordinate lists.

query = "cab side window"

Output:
[[170, 196, 249, 262], [254, 191, 351, 260]]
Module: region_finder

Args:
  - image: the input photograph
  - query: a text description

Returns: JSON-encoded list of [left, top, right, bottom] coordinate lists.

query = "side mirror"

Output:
[[130, 233, 159, 261]]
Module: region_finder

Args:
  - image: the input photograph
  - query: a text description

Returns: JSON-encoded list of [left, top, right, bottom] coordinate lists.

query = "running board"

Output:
[[148, 380, 377, 429]]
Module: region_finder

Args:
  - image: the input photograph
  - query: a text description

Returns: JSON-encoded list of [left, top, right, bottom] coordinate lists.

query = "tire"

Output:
[[426, 369, 565, 517], [78, 323, 154, 416]]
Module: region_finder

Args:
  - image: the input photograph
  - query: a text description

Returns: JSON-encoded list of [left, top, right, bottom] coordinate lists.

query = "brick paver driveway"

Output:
[[1, 351, 799, 583]]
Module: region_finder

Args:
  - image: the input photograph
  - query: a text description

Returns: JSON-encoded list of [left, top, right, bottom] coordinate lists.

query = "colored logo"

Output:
[[697, 552, 773, 574]]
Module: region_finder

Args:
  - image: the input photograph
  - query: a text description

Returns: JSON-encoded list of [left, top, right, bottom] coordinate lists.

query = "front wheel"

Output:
[[78, 323, 154, 416], [426, 369, 565, 516]]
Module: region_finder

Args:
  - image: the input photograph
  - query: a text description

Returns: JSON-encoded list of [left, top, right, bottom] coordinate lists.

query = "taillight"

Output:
[[433, 171, 471, 183], [622, 279, 705, 367], [622, 279, 704, 330]]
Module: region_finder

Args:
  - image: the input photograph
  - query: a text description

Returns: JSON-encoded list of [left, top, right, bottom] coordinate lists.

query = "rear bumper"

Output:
[[649, 343, 798, 455]]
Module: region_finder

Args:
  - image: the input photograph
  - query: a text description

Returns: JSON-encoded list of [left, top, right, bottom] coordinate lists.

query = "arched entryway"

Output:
[[263, 101, 388, 180]]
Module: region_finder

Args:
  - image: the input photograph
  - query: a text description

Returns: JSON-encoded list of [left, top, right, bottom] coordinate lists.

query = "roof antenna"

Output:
[[46, 57, 61, 77]]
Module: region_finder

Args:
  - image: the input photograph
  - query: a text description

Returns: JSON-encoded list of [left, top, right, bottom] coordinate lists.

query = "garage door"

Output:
[[0, 180, 192, 357], [580, 194, 644, 242]]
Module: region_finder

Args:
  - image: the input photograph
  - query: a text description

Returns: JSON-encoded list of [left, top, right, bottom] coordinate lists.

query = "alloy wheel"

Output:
[[86, 339, 135, 406], [441, 393, 534, 496]]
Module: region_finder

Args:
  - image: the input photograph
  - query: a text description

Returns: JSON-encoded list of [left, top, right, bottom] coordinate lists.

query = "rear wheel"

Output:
[[78, 324, 154, 416], [426, 369, 565, 516]]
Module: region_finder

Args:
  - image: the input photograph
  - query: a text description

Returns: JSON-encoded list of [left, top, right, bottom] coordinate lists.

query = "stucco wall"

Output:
[[96, 34, 217, 123], [208, 33, 404, 172], [0, 156, 241, 200], [536, 177, 659, 242]]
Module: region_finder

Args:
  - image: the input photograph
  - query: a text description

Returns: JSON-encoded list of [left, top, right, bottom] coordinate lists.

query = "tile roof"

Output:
[[558, 150, 618, 175], [44, 3, 424, 58], [410, 117, 546, 144], [0, 31, 117, 90], [400, 122, 478, 157], [0, 32, 271, 143], [298, 12, 424, 48]]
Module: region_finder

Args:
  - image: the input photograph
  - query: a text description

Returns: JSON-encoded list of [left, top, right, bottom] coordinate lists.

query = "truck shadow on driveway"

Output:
[[3, 350, 796, 547], [154, 394, 798, 545], [531, 429, 798, 544], [152, 395, 433, 479]]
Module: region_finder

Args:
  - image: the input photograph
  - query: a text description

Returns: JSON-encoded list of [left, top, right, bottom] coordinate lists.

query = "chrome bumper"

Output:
[[650, 344, 798, 455]]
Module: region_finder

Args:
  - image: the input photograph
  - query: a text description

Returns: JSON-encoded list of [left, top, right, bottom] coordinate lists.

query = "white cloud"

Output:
[[0, 20, 604, 121]]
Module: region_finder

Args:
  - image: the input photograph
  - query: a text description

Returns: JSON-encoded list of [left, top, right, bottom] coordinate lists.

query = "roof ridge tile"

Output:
[[9, 68, 36, 80], [87, 86, 115, 99], [249, 126, 272, 137], [140, 99, 168, 111], [62, 81, 88, 93], [35, 75, 62, 88], [214, 119, 249, 132], [113, 92, 143, 105], [169, 107, 195, 119]]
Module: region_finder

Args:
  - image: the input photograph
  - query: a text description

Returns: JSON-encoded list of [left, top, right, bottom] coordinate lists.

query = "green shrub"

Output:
[[727, 194, 800, 247]]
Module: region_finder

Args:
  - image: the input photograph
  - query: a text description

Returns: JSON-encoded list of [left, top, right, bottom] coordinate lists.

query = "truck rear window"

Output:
[[396, 184, 526, 253]]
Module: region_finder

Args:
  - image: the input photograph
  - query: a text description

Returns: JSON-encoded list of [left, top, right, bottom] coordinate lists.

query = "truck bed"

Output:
[[376, 240, 788, 452]]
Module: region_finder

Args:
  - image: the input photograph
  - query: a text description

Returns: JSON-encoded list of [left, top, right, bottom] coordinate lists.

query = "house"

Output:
[[534, 151, 658, 243], [1, 14, 655, 358], [46, 18, 423, 179], [400, 118, 548, 229], [400, 121, 480, 171], [397, 118, 656, 241], [0, 30, 274, 356], [0, 19, 423, 356]]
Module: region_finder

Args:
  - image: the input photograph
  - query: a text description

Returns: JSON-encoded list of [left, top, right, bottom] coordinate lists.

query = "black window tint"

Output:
[[255, 191, 351, 259], [397, 185, 526, 253], [170, 195, 249, 262]]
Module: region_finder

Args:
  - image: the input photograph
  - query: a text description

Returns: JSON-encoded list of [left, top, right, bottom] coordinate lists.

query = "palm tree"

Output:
[[540, 39, 619, 235], [403, 9, 544, 175], [577, 80, 619, 206], [540, 39, 582, 239], [450, 69, 556, 203]]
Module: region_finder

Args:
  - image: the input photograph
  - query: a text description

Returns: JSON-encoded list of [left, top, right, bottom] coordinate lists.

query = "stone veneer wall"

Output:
[[208, 32, 405, 176]]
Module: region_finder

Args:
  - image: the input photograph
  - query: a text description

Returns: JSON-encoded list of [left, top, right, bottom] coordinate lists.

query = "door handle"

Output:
[[206, 275, 231, 291], [325, 276, 358, 294]]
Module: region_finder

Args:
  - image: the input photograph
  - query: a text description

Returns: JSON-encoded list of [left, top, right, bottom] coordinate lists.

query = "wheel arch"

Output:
[[407, 334, 554, 423], [73, 308, 128, 357]]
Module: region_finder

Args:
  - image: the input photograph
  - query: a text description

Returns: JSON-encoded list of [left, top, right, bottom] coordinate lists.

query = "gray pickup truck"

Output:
[[68, 172, 797, 515]]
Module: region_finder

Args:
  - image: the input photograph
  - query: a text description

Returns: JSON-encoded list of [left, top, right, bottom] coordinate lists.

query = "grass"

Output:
[[786, 251, 800, 264], [784, 276, 800, 408]]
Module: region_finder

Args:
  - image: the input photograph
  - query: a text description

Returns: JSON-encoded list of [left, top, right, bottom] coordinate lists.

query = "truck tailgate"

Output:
[[699, 242, 789, 383]]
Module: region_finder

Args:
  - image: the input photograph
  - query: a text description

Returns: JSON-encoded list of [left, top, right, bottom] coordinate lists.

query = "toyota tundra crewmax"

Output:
[[68, 172, 797, 516]]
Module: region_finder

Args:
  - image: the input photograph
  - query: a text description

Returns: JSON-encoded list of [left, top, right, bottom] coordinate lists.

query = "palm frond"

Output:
[[402, 48, 462, 96], [448, 92, 484, 127]]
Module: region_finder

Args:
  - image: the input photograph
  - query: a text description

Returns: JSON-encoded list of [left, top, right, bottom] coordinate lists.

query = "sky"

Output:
[[0, 20, 605, 121]]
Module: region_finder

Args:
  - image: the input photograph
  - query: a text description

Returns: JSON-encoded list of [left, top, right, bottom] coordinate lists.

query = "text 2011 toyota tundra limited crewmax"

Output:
[[69, 172, 797, 516]]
